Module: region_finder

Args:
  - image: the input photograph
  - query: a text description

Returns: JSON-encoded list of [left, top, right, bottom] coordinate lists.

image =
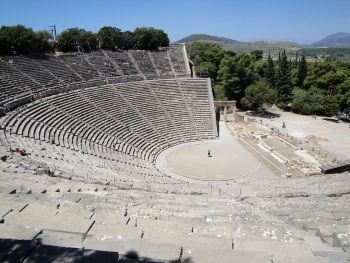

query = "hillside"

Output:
[[178, 34, 240, 45], [313, 32, 350, 48], [300, 47, 350, 62], [177, 34, 303, 54]]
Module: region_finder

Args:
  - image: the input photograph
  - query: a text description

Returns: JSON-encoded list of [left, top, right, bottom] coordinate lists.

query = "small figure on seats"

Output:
[[20, 149, 27, 156], [208, 149, 212, 158]]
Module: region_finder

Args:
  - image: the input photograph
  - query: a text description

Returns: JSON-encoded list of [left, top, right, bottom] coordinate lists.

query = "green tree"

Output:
[[187, 42, 225, 80], [0, 25, 52, 54], [132, 27, 169, 50], [81, 31, 98, 51], [291, 87, 324, 115], [339, 78, 350, 94], [216, 54, 241, 99], [120, 31, 134, 50], [339, 91, 350, 114], [97, 26, 122, 50], [216, 53, 255, 102], [293, 52, 299, 68], [242, 81, 276, 111], [196, 61, 217, 78], [321, 95, 340, 116], [57, 28, 97, 52], [264, 53, 275, 87], [33, 30, 53, 53], [296, 55, 308, 88], [250, 50, 263, 61], [276, 50, 293, 108], [56, 28, 90, 52], [317, 71, 345, 96], [213, 84, 227, 100]]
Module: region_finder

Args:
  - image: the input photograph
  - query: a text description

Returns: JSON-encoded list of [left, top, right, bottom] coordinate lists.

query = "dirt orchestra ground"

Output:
[[166, 122, 276, 181]]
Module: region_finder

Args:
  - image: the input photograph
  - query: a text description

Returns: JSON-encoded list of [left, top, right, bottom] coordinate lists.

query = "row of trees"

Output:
[[187, 42, 350, 116], [57, 26, 169, 52], [0, 25, 170, 54], [0, 25, 52, 54]]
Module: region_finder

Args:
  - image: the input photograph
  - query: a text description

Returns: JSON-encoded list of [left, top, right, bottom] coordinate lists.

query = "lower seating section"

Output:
[[0, 166, 262, 262], [4, 134, 182, 188], [2, 78, 216, 167], [251, 194, 350, 256], [1, 146, 343, 262]]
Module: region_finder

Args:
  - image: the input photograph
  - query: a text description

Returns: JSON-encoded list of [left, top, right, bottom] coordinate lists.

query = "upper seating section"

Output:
[[168, 44, 189, 77], [27, 53, 83, 84], [150, 50, 173, 77], [0, 45, 190, 108], [129, 50, 158, 77], [0, 60, 38, 103]]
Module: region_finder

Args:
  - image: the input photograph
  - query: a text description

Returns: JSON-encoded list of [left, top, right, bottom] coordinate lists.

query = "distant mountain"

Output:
[[176, 33, 303, 54], [177, 34, 240, 45], [313, 32, 350, 48]]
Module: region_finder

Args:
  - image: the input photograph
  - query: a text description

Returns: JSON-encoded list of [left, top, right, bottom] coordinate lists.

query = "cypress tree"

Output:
[[293, 52, 299, 68], [276, 50, 292, 108], [297, 55, 308, 88], [265, 53, 275, 87]]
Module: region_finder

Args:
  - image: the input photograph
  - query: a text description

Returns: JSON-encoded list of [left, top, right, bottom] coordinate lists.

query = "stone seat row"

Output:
[[0, 169, 311, 263]]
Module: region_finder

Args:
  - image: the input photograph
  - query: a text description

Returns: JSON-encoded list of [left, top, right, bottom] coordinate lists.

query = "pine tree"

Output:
[[293, 52, 299, 68], [278, 52, 281, 66], [297, 55, 308, 88], [276, 52, 281, 81], [264, 53, 275, 87], [276, 50, 292, 108]]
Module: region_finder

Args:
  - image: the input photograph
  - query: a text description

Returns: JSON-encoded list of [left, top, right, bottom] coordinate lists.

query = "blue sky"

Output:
[[1, 0, 350, 43]]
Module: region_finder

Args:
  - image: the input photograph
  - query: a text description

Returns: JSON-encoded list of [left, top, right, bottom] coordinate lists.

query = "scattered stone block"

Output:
[[278, 192, 309, 198]]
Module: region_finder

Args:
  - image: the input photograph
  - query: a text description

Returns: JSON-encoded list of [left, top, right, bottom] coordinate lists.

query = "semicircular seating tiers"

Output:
[[2, 78, 216, 162], [0, 44, 217, 185]]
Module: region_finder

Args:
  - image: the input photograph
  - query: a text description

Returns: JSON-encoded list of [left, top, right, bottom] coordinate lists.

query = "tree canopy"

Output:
[[188, 41, 350, 116], [56, 28, 98, 52], [0, 24, 170, 54], [132, 27, 169, 50], [187, 42, 225, 79], [97, 26, 122, 50], [241, 81, 276, 111], [0, 25, 52, 54]]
